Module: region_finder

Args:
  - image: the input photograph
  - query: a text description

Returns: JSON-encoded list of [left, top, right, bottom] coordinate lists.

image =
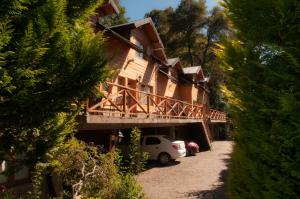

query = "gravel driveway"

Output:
[[137, 141, 233, 199]]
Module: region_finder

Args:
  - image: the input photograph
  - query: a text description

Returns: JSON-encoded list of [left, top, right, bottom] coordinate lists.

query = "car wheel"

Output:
[[158, 152, 171, 165]]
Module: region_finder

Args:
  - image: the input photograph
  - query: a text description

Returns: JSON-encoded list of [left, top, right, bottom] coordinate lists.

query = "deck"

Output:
[[83, 82, 226, 122], [78, 82, 227, 146]]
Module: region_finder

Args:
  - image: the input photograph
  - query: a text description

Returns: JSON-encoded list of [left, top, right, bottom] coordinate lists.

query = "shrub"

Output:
[[115, 174, 145, 199], [127, 128, 148, 174], [31, 138, 146, 199]]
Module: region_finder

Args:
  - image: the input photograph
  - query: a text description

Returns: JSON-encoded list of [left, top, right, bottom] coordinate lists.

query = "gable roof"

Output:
[[96, 23, 169, 67], [109, 18, 167, 62], [183, 66, 202, 74], [183, 66, 206, 81], [167, 58, 180, 67]]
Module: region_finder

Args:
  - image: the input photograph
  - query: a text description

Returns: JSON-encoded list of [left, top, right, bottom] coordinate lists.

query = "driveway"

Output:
[[137, 141, 233, 199]]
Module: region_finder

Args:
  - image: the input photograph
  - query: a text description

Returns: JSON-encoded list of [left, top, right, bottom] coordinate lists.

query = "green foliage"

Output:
[[146, 0, 230, 109], [128, 128, 148, 174], [2, 193, 17, 199], [31, 138, 146, 199], [115, 174, 145, 199], [0, 0, 109, 168], [219, 0, 300, 198], [100, 0, 128, 26]]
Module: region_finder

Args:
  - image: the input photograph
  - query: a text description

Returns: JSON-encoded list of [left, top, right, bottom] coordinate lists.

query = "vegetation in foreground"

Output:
[[30, 137, 145, 199], [0, 0, 109, 172], [219, 0, 300, 198]]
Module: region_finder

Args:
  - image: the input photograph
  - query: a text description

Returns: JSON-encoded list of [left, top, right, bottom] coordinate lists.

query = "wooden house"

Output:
[[79, 17, 226, 149]]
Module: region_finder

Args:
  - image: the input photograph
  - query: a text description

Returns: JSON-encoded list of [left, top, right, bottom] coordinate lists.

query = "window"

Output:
[[145, 137, 161, 145], [138, 84, 153, 105], [136, 40, 145, 59], [140, 137, 144, 145]]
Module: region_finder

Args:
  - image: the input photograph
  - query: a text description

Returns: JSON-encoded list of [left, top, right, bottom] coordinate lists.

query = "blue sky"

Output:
[[120, 0, 219, 20]]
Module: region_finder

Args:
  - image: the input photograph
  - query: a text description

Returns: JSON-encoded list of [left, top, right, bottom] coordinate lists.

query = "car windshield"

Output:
[[163, 135, 174, 142]]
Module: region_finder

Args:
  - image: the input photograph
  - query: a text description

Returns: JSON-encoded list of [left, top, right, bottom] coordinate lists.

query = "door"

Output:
[[127, 78, 137, 113], [142, 137, 161, 160]]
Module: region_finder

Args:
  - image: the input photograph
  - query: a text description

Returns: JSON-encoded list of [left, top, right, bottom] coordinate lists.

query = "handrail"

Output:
[[86, 82, 226, 121], [102, 82, 203, 108]]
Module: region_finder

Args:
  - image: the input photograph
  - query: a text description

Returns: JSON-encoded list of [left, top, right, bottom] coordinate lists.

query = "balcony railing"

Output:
[[85, 82, 226, 122], [209, 109, 227, 121]]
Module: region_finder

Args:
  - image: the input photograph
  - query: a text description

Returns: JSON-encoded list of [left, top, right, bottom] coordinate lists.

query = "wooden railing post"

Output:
[[147, 94, 150, 117], [123, 89, 126, 115], [164, 100, 167, 117], [85, 98, 89, 116]]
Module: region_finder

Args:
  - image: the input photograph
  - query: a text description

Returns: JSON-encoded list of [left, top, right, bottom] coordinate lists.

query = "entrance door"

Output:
[[127, 79, 137, 113]]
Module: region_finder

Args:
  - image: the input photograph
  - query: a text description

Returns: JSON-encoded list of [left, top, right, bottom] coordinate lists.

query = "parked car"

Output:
[[119, 135, 186, 165], [141, 135, 186, 165], [185, 141, 199, 156]]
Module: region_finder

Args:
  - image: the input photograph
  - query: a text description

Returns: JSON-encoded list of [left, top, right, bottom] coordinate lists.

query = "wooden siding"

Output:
[[104, 25, 212, 111], [157, 73, 180, 99], [106, 28, 158, 94], [179, 85, 192, 103]]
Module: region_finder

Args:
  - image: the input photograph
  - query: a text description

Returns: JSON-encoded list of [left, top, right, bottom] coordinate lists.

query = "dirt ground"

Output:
[[137, 141, 233, 199]]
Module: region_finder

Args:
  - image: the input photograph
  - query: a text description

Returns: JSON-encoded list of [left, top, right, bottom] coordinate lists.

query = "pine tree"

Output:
[[0, 0, 108, 169], [100, 0, 128, 26], [218, 0, 300, 198]]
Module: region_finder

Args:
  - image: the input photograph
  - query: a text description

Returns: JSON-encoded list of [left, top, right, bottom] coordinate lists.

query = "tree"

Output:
[[101, 0, 128, 26], [218, 0, 300, 198], [0, 0, 108, 170], [171, 0, 207, 66]]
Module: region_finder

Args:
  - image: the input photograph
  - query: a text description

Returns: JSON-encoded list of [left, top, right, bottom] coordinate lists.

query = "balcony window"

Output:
[[139, 84, 153, 105]]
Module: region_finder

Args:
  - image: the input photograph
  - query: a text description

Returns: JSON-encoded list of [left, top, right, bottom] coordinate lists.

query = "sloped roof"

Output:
[[183, 66, 202, 74], [167, 58, 180, 67], [109, 18, 163, 48], [109, 18, 167, 62]]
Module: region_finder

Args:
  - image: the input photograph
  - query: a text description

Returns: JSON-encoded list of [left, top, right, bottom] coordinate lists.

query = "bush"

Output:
[[115, 174, 145, 199], [31, 138, 146, 199], [127, 128, 148, 174]]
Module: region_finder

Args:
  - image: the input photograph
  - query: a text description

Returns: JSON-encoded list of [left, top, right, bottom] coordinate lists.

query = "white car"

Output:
[[141, 135, 186, 164]]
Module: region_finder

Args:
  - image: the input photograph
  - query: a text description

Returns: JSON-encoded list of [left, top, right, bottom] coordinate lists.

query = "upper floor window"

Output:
[[139, 84, 153, 105], [136, 40, 147, 60]]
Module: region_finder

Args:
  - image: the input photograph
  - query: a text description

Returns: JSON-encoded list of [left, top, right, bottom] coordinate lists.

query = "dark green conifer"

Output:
[[0, 0, 108, 167], [219, 0, 300, 198]]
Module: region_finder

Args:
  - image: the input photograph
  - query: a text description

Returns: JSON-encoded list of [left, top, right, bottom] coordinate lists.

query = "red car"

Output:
[[185, 141, 199, 156]]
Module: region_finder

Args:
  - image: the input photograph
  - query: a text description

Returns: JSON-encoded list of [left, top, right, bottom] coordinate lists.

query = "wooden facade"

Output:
[[80, 17, 227, 147]]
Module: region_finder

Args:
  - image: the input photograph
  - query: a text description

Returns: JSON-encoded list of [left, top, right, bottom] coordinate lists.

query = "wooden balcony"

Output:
[[209, 109, 227, 123], [78, 82, 226, 129]]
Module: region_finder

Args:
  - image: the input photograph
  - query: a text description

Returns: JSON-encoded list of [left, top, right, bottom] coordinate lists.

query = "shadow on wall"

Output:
[[184, 157, 230, 199]]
